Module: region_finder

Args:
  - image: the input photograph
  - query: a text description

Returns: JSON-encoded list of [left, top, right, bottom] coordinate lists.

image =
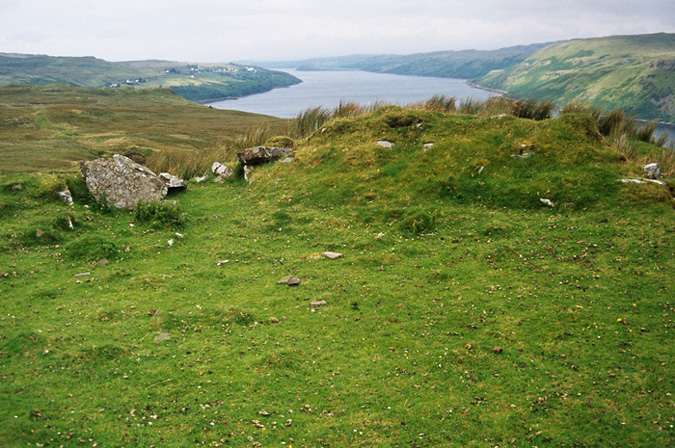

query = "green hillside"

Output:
[[474, 33, 675, 122], [0, 53, 300, 102], [1, 99, 674, 446]]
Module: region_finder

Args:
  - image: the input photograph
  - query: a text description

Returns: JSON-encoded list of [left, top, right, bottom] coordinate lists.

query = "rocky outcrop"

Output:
[[237, 146, 293, 166], [80, 154, 167, 209], [159, 173, 187, 191]]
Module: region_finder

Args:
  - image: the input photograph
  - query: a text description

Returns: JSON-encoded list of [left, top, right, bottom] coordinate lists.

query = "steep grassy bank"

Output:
[[0, 53, 301, 103], [474, 33, 675, 123], [0, 84, 284, 173], [1, 107, 674, 447]]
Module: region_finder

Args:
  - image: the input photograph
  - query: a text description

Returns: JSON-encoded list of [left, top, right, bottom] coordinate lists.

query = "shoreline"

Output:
[[464, 81, 506, 96]]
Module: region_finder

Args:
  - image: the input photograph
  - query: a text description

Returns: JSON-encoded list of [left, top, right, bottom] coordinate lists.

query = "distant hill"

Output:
[[473, 33, 675, 123], [0, 53, 301, 103], [252, 43, 549, 79]]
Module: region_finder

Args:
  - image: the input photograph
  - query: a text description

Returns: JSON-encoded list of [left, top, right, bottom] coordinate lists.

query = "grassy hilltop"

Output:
[[1, 90, 674, 446], [474, 33, 675, 123], [0, 53, 301, 103]]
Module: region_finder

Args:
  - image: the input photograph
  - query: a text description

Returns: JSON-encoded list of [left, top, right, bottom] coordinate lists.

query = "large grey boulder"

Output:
[[237, 146, 293, 166], [80, 154, 168, 209]]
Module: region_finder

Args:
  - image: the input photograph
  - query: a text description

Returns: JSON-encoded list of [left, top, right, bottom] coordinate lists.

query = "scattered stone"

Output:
[[478, 165, 485, 174], [423, 143, 434, 151], [159, 172, 187, 190], [376, 232, 385, 239], [281, 157, 294, 163], [215, 260, 230, 266], [277, 275, 301, 286], [74, 272, 90, 278], [175, 232, 183, 238], [65, 217, 74, 230], [80, 154, 168, 209], [237, 146, 293, 166], [311, 300, 327, 308], [377, 140, 394, 148], [154, 332, 171, 342], [322, 251, 343, 259], [244, 165, 254, 183], [540, 198, 555, 207], [97, 259, 109, 266], [642, 163, 660, 179], [35, 229, 45, 237], [167, 239, 174, 247], [11, 184, 23, 191], [213, 176, 225, 183], [57, 189, 74, 205], [492, 347, 503, 354], [512, 152, 534, 159], [211, 162, 233, 178], [269, 317, 279, 324], [194, 175, 209, 183], [251, 419, 265, 428]]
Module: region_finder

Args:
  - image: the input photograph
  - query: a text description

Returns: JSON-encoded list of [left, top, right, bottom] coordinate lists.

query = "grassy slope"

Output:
[[475, 33, 675, 122], [0, 84, 283, 173], [0, 53, 301, 102], [1, 107, 674, 447]]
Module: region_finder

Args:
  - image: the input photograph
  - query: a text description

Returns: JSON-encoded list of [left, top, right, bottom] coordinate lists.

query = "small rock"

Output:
[[642, 163, 660, 179], [175, 232, 183, 238], [154, 332, 170, 341], [11, 184, 23, 191], [512, 152, 534, 159], [167, 239, 174, 247], [35, 229, 45, 237], [310, 300, 327, 308], [97, 259, 109, 266], [211, 162, 233, 178], [376, 232, 385, 239], [540, 198, 554, 207], [213, 176, 225, 183], [423, 143, 434, 151], [281, 157, 294, 163], [244, 165, 254, 183], [74, 272, 90, 278], [194, 175, 209, 183], [215, 260, 229, 266], [492, 347, 503, 354], [269, 317, 279, 324], [377, 140, 394, 148], [277, 275, 301, 286], [58, 189, 74, 205], [322, 251, 343, 259]]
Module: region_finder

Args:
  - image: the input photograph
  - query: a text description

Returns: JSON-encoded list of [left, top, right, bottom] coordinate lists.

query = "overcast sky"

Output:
[[1, 0, 673, 62]]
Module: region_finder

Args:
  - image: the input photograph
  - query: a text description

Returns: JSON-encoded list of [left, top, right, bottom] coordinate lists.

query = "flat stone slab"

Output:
[[277, 275, 301, 286], [322, 251, 344, 259]]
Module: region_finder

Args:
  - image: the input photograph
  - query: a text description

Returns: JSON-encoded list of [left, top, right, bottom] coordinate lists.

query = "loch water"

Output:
[[207, 69, 497, 118]]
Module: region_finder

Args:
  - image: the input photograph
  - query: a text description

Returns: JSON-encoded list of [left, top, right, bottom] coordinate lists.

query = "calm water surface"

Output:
[[208, 69, 497, 118]]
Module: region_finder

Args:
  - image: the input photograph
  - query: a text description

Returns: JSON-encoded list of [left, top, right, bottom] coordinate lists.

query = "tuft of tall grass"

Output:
[[422, 95, 457, 113], [509, 98, 554, 121]]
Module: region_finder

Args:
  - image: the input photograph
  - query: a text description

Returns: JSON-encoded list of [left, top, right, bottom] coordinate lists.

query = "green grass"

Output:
[[474, 33, 675, 123], [1, 106, 674, 447]]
